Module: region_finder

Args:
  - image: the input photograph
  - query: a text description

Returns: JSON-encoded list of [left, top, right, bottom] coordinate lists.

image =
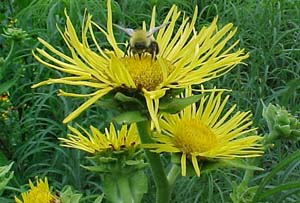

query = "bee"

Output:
[[113, 22, 169, 59]]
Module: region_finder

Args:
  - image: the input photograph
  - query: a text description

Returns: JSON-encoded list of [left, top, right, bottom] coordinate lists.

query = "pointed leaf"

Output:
[[0, 162, 13, 177], [113, 111, 147, 125], [114, 92, 144, 106], [93, 194, 105, 203], [0, 73, 19, 94], [60, 186, 82, 203], [129, 171, 148, 203], [81, 165, 109, 173], [159, 94, 202, 114]]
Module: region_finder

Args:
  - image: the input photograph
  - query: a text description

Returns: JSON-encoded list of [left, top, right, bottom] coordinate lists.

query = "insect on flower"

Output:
[[113, 22, 169, 59]]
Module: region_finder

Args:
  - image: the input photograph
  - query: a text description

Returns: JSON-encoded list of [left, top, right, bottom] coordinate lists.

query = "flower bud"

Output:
[[263, 103, 300, 143]]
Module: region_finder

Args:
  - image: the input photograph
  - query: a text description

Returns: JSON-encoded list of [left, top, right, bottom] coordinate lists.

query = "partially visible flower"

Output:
[[32, 0, 248, 129], [15, 178, 57, 203], [6, 17, 18, 28], [0, 92, 11, 120], [144, 88, 263, 176], [59, 123, 140, 154], [0, 92, 9, 102], [59, 123, 145, 176]]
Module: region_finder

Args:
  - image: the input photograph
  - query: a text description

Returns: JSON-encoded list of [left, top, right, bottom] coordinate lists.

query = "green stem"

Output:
[[242, 158, 259, 184], [4, 41, 15, 63], [137, 120, 170, 203], [167, 164, 180, 188], [117, 175, 134, 203]]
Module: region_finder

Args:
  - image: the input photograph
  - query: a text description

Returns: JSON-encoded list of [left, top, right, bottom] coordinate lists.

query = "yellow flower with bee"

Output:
[[32, 0, 248, 129]]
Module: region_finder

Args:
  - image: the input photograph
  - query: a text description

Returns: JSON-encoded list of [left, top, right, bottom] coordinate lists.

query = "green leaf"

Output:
[[102, 175, 121, 203], [218, 159, 264, 171], [113, 111, 147, 125], [258, 182, 300, 200], [281, 78, 300, 106], [96, 97, 119, 109], [93, 194, 105, 203], [159, 94, 202, 114], [201, 159, 262, 175], [60, 186, 82, 203], [81, 165, 110, 173], [0, 151, 8, 166], [114, 92, 144, 106], [252, 151, 300, 202], [88, 155, 118, 163], [125, 160, 148, 169], [172, 155, 262, 176], [102, 171, 148, 203], [0, 73, 19, 94], [0, 162, 14, 196], [129, 170, 148, 203], [0, 162, 13, 177]]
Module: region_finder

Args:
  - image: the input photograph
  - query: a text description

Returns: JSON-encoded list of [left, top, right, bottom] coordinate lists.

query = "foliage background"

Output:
[[0, 0, 299, 202]]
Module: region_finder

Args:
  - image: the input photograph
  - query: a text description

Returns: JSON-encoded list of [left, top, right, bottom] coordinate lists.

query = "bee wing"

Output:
[[146, 22, 170, 37], [113, 24, 135, 36]]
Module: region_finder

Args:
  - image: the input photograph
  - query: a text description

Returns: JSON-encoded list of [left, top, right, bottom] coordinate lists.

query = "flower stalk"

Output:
[[136, 120, 171, 203], [117, 175, 135, 203]]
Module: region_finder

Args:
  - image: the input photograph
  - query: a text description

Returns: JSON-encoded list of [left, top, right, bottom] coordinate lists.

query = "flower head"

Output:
[[144, 88, 263, 176], [32, 0, 248, 129], [15, 178, 57, 203], [59, 123, 140, 154]]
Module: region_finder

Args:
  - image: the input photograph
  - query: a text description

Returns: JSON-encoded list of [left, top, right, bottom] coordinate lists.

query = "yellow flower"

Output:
[[0, 92, 9, 102], [144, 88, 263, 176], [15, 178, 56, 203], [32, 0, 248, 129], [59, 123, 140, 154]]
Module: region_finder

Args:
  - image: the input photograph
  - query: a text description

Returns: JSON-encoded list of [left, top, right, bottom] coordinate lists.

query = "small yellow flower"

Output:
[[59, 123, 140, 154], [32, 0, 248, 129], [0, 92, 9, 102], [15, 178, 56, 203], [144, 88, 263, 176]]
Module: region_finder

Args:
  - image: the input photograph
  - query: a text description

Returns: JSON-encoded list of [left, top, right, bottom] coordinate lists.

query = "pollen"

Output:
[[173, 118, 218, 154], [120, 55, 174, 91]]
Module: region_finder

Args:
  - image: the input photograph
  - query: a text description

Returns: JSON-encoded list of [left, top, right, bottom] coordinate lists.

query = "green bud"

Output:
[[275, 125, 291, 137], [263, 103, 300, 143], [2, 27, 28, 41]]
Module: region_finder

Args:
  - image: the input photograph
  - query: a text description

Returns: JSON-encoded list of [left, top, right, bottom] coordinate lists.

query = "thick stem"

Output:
[[137, 120, 170, 203], [117, 175, 134, 203]]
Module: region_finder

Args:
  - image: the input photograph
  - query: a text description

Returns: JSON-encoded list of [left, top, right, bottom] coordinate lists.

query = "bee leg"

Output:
[[150, 41, 159, 60], [152, 49, 157, 60], [124, 44, 130, 57]]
